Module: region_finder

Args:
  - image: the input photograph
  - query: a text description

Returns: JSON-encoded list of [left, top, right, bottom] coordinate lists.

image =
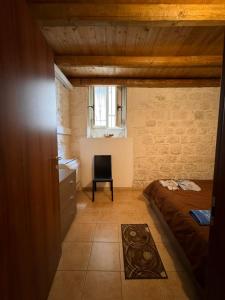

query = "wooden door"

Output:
[[207, 35, 225, 300], [0, 1, 61, 299]]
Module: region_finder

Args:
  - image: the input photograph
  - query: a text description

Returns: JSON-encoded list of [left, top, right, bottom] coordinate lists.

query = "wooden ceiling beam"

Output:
[[29, 1, 225, 4], [55, 55, 222, 68], [70, 78, 220, 87], [30, 4, 225, 26]]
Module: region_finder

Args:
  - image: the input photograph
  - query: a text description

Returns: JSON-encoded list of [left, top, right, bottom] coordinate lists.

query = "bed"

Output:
[[143, 180, 212, 286]]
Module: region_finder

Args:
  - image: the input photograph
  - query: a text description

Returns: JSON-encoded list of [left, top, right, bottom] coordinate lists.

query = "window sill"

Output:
[[87, 136, 127, 139], [57, 126, 72, 135]]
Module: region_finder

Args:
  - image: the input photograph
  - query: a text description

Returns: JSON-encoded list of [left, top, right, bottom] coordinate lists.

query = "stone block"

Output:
[[170, 144, 182, 155], [166, 135, 180, 144], [146, 120, 156, 127]]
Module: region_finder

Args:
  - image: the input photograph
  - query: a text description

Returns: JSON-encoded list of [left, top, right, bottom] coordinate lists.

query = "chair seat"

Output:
[[93, 178, 112, 182]]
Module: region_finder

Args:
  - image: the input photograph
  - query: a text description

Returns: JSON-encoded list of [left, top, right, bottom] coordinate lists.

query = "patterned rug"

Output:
[[121, 224, 168, 279]]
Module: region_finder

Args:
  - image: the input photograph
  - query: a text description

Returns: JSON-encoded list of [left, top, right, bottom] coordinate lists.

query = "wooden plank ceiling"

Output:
[[29, 0, 225, 87]]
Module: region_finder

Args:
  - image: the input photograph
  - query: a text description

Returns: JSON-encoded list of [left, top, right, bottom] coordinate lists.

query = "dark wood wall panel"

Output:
[[207, 37, 225, 300], [0, 1, 61, 299]]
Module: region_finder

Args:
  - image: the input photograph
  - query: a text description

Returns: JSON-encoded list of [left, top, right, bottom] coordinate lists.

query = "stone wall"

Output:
[[127, 87, 220, 188], [70, 87, 88, 157], [56, 78, 72, 158], [69, 86, 220, 188]]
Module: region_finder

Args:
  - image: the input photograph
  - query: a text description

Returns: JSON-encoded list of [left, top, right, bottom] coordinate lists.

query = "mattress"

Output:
[[143, 180, 213, 285]]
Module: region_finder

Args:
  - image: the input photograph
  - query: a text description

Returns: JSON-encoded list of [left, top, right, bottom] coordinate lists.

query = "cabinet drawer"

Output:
[[61, 203, 76, 240], [60, 194, 76, 218], [60, 191, 75, 213], [60, 173, 76, 211], [59, 170, 77, 241]]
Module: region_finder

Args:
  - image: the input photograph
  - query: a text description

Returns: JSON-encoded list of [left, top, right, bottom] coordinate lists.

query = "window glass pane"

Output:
[[88, 86, 127, 138], [108, 86, 116, 128], [94, 86, 107, 127]]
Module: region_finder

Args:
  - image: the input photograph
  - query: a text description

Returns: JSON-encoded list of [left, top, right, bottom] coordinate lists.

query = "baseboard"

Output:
[[82, 186, 141, 191]]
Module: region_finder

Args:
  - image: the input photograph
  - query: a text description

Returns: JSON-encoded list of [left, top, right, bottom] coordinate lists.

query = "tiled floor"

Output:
[[48, 190, 199, 300]]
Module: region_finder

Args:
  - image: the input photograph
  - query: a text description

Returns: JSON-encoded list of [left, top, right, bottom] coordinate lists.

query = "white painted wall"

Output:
[[80, 138, 133, 187]]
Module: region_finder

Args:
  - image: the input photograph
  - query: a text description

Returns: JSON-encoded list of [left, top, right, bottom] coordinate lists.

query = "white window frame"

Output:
[[87, 85, 127, 138]]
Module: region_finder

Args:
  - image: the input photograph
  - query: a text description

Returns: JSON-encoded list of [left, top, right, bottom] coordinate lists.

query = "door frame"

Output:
[[207, 34, 225, 300]]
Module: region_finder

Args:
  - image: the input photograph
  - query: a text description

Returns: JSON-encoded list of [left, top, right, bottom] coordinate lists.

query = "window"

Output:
[[88, 86, 127, 138]]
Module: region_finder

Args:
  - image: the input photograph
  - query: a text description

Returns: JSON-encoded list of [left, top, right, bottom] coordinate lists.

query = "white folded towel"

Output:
[[177, 180, 201, 192], [159, 180, 179, 191], [159, 179, 201, 192]]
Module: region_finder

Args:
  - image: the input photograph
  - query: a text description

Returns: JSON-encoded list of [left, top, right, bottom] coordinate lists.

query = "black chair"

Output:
[[92, 155, 113, 202]]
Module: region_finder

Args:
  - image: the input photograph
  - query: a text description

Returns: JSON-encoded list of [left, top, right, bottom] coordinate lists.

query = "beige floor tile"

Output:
[[48, 271, 85, 300], [54, 191, 197, 300], [92, 191, 114, 202], [156, 242, 185, 272], [98, 211, 119, 223], [137, 208, 152, 217], [119, 243, 124, 271], [82, 271, 122, 300], [118, 209, 140, 224], [64, 223, 96, 242], [76, 193, 90, 205], [88, 201, 115, 210], [146, 222, 170, 244], [117, 211, 141, 224], [118, 224, 122, 242], [58, 242, 92, 270], [114, 198, 133, 205], [137, 215, 155, 224], [74, 210, 101, 223], [76, 207, 100, 214], [93, 223, 119, 242], [163, 271, 199, 300], [121, 272, 165, 300], [121, 271, 198, 300], [98, 207, 117, 214], [76, 202, 89, 213], [114, 204, 139, 214], [88, 242, 120, 271]]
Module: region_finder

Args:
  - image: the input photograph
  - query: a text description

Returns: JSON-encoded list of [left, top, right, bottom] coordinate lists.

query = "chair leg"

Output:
[[92, 181, 95, 202], [95, 181, 97, 191], [111, 180, 113, 201]]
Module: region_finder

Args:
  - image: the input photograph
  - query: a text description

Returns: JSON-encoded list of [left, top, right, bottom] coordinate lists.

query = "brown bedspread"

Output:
[[143, 180, 212, 285]]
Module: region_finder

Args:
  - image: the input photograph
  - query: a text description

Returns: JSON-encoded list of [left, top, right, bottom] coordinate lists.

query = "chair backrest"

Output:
[[94, 155, 112, 179]]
